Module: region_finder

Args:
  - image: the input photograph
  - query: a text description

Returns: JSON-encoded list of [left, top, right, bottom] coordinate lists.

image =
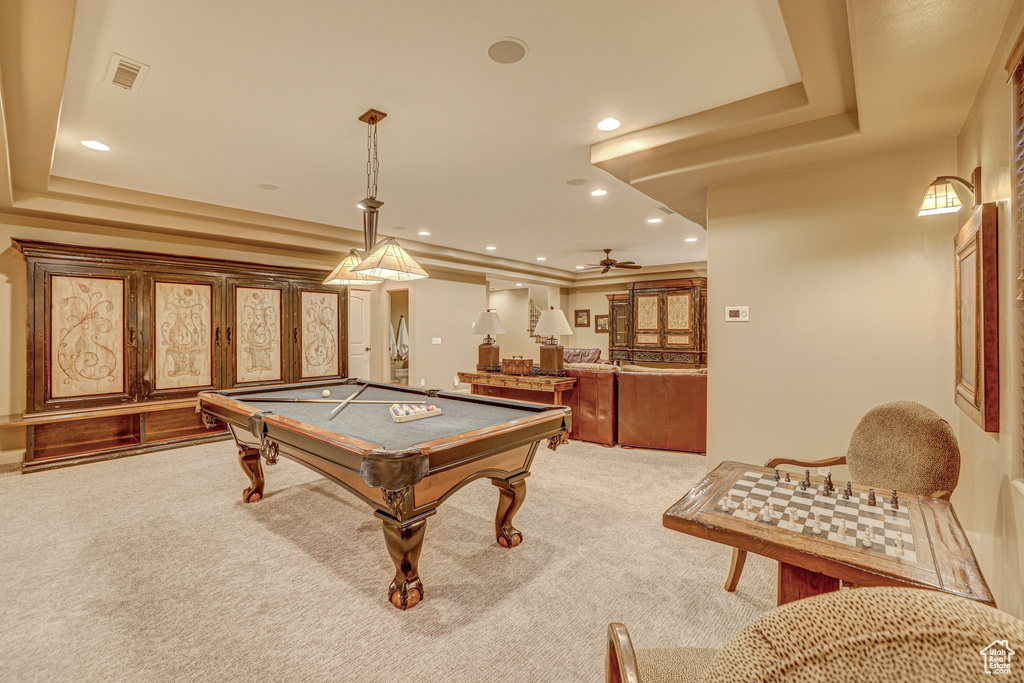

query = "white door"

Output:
[[348, 289, 372, 379]]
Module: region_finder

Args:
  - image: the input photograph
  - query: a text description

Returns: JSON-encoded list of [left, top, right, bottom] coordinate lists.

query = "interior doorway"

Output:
[[348, 289, 372, 379], [387, 289, 410, 384]]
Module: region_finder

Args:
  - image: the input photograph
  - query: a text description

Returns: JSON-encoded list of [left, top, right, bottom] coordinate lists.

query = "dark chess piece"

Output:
[[774, 468, 780, 482], [826, 472, 834, 493], [890, 489, 899, 510], [868, 488, 876, 506], [785, 472, 791, 483], [844, 481, 852, 500]]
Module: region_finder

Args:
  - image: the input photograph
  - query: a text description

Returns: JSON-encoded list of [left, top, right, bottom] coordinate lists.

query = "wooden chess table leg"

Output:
[[238, 446, 264, 503], [725, 548, 747, 592], [493, 477, 527, 548], [777, 562, 840, 605], [382, 516, 427, 610]]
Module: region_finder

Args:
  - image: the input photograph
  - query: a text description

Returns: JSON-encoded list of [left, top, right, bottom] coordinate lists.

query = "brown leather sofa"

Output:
[[564, 363, 618, 446], [562, 347, 611, 364], [617, 366, 707, 453]]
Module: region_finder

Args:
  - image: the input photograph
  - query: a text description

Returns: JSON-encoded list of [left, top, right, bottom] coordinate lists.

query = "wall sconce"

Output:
[[918, 167, 981, 216]]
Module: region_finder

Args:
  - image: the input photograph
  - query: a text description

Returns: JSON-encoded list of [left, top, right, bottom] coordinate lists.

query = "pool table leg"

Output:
[[382, 517, 427, 610], [493, 476, 526, 548], [238, 446, 265, 503]]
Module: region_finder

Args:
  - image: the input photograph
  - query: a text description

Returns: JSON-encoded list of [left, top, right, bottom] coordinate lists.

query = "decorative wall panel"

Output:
[[300, 291, 340, 378], [666, 293, 691, 331], [236, 287, 282, 383], [50, 276, 125, 398], [635, 334, 660, 345], [635, 294, 660, 331], [666, 334, 692, 346], [154, 282, 212, 390]]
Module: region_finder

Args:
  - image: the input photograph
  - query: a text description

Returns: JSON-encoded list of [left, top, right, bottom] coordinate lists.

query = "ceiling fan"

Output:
[[581, 249, 643, 274]]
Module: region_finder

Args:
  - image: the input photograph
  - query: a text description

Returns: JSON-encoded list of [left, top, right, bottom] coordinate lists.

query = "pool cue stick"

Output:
[[330, 384, 367, 418], [242, 398, 426, 404]]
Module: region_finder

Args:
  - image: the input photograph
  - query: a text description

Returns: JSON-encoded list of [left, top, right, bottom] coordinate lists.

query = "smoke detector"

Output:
[[104, 53, 150, 93]]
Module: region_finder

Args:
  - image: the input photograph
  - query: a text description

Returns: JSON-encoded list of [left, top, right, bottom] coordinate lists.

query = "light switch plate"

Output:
[[818, 467, 831, 476], [724, 306, 749, 322]]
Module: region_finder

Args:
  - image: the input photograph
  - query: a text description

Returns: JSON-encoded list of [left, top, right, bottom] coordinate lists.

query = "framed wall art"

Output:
[[954, 202, 998, 432], [574, 309, 590, 327], [595, 314, 609, 333]]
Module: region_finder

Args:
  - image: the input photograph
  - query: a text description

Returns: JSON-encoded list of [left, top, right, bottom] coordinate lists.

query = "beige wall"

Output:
[[564, 287, 624, 357], [952, 4, 1024, 620], [488, 288, 537, 361], [410, 277, 486, 391]]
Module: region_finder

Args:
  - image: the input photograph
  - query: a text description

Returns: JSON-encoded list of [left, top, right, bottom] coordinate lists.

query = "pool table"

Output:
[[197, 379, 571, 610]]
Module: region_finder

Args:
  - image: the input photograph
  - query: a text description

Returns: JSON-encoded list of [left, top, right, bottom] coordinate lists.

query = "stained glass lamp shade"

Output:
[[352, 237, 429, 281], [322, 249, 384, 285]]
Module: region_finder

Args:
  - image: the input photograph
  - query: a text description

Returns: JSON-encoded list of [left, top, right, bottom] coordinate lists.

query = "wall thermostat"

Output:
[[724, 306, 749, 322]]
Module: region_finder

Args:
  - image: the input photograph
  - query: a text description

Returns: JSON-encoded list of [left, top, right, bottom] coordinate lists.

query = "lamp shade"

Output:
[[918, 179, 962, 216], [352, 237, 429, 281], [322, 249, 384, 285], [472, 310, 505, 336], [533, 308, 572, 338]]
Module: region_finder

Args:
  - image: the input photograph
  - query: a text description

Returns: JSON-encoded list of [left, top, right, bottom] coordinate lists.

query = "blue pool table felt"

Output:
[[227, 384, 540, 451]]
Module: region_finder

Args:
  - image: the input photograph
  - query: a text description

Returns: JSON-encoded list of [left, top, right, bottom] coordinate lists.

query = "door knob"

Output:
[[365, 347, 370, 352]]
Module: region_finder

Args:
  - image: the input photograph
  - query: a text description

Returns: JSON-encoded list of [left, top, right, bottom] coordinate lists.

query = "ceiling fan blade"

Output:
[[614, 264, 643, 269], [601, 266, 611, 274], [614, 261, 636, 266]]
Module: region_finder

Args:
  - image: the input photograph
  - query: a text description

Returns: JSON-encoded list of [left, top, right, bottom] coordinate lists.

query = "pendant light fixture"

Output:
[[324, 109, 428, 284]]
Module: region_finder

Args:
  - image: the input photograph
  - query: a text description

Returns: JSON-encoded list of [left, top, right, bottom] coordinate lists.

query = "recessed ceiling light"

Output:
[[488, 37, 528, 64], [647, 218, 662, 224], [591, 189, 607, 197], [536, 257, 546, 261], [597, 118, 620, 131], [485, 246, 497, 250], [516, 283, 523, 287], [391, 226, 407, 231], [566, 178, 587, 186], [576, 265, 585, 270], [257, 183, 279, 191], [685, 237, 698, 242], [81, 140, 110, 151], [418, 231, 430, 236]]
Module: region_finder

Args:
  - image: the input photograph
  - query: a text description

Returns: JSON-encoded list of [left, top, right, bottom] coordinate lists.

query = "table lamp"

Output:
[[533, 307, 572, 376], [472, 309, 505, 372]]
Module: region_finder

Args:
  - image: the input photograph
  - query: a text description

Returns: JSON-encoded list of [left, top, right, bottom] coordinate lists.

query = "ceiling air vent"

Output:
[[104, 53, 150, 93], [657, 206, 675, 215]]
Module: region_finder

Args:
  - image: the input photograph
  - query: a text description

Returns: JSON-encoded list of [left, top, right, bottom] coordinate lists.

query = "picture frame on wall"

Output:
[[574, 309, 590, 327], [595, 314, 609, 333], [954, 202, 998, 432]]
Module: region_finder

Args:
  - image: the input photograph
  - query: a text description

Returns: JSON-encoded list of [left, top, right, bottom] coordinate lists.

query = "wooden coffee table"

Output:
[[663, 461, 995, 607]]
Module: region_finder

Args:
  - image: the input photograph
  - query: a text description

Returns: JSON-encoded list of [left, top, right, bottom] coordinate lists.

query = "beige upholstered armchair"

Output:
[[726, 400, 960, 592], [607, 587, 1024, 683]]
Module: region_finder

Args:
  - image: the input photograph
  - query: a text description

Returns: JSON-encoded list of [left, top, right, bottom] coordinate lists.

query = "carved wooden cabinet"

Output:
[[606, 278, 707, 366], [15, 240, 347, 469]]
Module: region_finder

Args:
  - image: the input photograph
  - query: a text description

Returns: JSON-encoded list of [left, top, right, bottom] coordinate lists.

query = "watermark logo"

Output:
[[981, 640, 1015, 675]]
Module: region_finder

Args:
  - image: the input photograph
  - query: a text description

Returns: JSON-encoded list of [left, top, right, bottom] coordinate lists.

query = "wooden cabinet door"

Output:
[[226, 279, 288, 388], [141, 273, 222, 399], [34, 265, 138, 410], [633, 293, 661, 347], [292, 285, 347, 381], [664, 290, 698, 351]]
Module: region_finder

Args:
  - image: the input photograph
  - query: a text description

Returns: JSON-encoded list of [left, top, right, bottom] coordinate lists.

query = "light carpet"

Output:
[[0, 440, 774, 682]]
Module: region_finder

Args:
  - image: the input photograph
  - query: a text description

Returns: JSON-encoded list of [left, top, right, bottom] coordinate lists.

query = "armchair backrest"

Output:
[[846, 400, 960, 497], [563, 347, 603, 364], [705, 587, 1024, 682]]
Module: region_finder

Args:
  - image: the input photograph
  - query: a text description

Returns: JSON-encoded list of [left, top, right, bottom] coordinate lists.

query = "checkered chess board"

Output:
[[716, 470, 916, 563]]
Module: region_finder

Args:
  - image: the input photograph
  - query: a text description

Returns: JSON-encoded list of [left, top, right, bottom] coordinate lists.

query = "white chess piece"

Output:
[[812, 513, 821, 536], [742, 497, 754, 513], [785, 506, 797, 529], [895, 531, 905, 556], [862, 526, 874, 548], [759, 504, 772, 522], [719, 497, 730, 510], [838, 518, 848, 540]]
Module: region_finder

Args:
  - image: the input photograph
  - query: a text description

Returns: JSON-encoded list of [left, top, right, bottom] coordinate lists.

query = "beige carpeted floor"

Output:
[[0, 440, 774, 682]]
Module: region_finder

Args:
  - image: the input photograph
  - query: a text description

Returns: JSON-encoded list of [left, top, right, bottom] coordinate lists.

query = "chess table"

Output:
[[664, 461, 995, 607]]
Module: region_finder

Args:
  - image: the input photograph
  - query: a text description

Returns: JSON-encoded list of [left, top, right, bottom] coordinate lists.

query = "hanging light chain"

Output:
[[365, 118, 380, 200]]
